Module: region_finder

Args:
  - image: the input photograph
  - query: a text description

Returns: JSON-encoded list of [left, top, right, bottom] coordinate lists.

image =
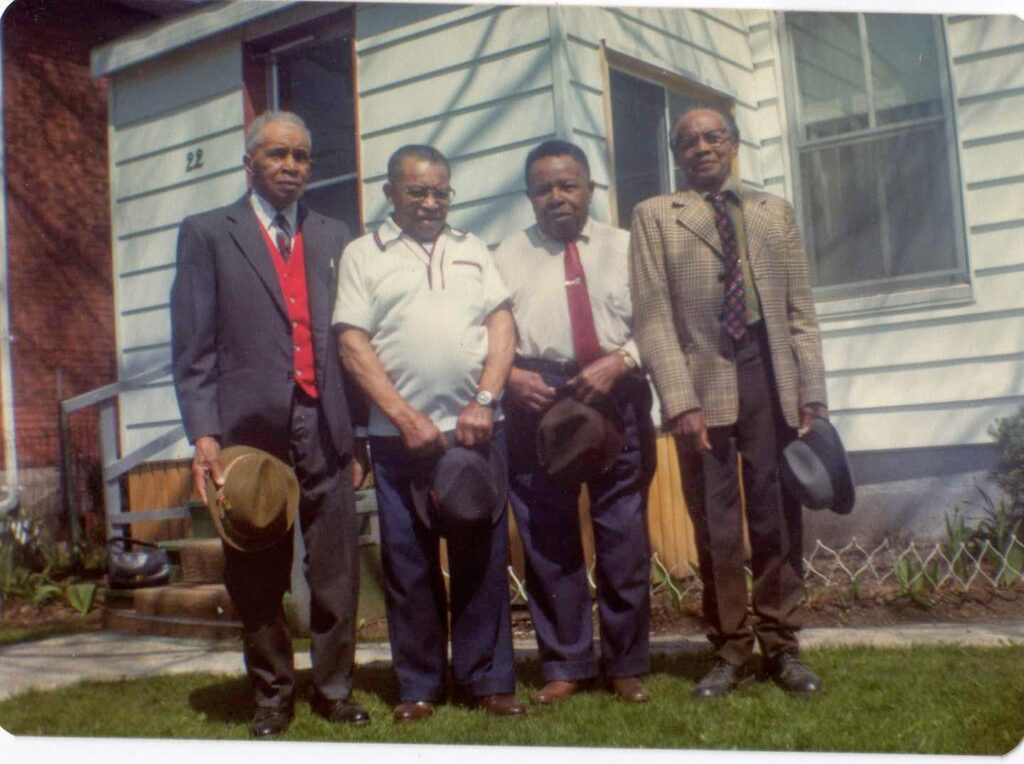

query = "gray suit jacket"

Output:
[[171, 195, 356, 461], [628, 187, 826, 429]]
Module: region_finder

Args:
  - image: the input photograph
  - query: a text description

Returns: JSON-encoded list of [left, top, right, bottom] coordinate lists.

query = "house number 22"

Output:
[[186, 148, 205, 172]]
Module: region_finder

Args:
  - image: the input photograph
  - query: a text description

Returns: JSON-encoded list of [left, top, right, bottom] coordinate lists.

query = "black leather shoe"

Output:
[[250, 705, 293, 738], [693, 659, 755, 700], [311, 693, 371, 726], [766, 652, 822, 694]]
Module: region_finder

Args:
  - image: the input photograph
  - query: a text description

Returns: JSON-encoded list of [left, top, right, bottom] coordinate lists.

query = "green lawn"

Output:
[[1, 646, 1022, 754]]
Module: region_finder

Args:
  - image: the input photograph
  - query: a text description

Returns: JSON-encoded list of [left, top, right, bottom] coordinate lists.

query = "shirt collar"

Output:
[[375, 215, 465, 251], [704, 177, 742, 204], [249, 192, 298, 234]]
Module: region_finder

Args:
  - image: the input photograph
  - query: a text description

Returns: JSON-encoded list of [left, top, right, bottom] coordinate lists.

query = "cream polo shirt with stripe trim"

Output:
[[333, 215, 511, 437]]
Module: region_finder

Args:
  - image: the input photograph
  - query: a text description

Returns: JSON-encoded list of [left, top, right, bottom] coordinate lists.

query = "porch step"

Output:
[[103, 583, 241, 640], [177, 538, 225, 584]]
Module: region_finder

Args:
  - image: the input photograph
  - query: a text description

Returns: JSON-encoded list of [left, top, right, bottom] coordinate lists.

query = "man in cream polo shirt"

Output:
[[334, 144, 525, 724]]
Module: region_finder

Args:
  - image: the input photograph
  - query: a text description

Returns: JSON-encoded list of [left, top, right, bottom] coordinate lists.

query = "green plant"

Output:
[[65, 582, 97, 617], [965, 486, 1024, 586], [894, 554, 929, 605], [989, 405, 1024, 508]]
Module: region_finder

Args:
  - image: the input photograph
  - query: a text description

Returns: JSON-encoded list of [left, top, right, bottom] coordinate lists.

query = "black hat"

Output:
[[411, 436, 507, 536], [536, 397, 624, 484], [780, 418, 855, 515]]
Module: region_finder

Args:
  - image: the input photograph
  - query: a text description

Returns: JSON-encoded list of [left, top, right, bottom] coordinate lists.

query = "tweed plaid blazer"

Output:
[[628, 187, 826, 429]]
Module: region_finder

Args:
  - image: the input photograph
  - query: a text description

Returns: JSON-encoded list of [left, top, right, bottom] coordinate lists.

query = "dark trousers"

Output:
[[370, 430, 516, 702], [676, 322, 803, 667], [223, 389, 360, 709], [506, 366, 655, 682]]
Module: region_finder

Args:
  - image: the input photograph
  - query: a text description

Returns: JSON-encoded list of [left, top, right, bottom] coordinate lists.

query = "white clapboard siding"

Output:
[[955, 91, 1024, 144], [961, 136, 1024, 186], [110, 36, 241, 127], [946, 14, 1024, 58], [965, 182, 1024, 230], [112, 90, 244, 164], [116, 130, 245, 201], [833, 399, 1024, 452], [115, 171, 246, 238], [356, 5, 549, 92], [360, 44, 552, 135], [823, 309, 1024, 373], [120, 266, 176, 315], [119, 228, 180, 275], [969, 228, 1024, 273], [827, 357, 1024, 412]]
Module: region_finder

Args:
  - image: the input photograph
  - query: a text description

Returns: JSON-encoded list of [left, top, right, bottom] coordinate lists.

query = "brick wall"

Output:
[[2, 0, 151, 512]]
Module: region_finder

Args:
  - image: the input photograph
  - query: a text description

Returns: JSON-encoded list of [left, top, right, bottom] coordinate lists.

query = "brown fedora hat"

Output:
[[536, 397, 624, 484], [204, 445, 299, 553]]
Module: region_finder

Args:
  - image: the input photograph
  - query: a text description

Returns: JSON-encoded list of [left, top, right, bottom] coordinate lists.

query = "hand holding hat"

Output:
[[780, 418, 855, 515], [204, 445, 300, 552]]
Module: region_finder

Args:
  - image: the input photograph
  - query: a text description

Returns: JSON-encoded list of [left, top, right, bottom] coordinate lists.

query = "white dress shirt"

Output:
[[493, 218, 639, 366], [249, 192, 297, 242]]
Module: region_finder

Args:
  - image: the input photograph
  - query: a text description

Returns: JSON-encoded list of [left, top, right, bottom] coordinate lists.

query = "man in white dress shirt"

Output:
[[334, 144, 526, 724], [494, 140, 656, 705]]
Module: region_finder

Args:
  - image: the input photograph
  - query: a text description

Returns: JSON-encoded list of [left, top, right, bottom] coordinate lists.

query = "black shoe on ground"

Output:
[[693, 659, 756, 700], [311, 693, 371, 726], [250, 705, 294, 738], [766, 652, 822, 694]]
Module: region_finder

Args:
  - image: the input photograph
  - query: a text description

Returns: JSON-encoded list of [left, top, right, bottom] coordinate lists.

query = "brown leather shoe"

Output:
[[607, 675, 650, 703], [477, 693, 528, 717], [393, 701, 434, 724], [530, 680, 580, 705]]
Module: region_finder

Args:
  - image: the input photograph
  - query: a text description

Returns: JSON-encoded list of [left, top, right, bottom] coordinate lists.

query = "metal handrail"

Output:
[[59, 362, 189, 548]]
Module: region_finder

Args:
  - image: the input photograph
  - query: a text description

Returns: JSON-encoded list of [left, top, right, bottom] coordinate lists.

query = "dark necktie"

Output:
[[273, 213, 292, 259], [709, 192, 746, 341], [563, 240, 602, 368]]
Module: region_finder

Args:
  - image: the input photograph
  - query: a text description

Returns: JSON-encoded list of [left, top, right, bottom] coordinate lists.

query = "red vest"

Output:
[[258, 223, 318, 399]]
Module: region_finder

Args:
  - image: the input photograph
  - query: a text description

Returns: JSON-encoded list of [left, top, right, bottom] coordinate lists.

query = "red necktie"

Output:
[[563, 240, 602, 368], [709, 193, 746, 341]]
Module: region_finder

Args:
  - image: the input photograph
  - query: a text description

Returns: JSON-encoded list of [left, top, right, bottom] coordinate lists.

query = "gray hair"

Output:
[[245, 111, 312, 155], [671, 103, 740, 148], [387, 145, 450, 182]]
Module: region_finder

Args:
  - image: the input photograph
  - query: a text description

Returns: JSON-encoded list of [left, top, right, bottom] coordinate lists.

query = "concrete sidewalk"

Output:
[[1, 622, 1023, 702]]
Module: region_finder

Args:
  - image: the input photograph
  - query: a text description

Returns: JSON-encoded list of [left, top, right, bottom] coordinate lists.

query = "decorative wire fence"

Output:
[[506, 537, 1024, 607]]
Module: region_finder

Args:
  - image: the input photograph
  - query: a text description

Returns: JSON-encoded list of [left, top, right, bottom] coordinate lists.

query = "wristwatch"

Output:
[[474, 389, 497, 408]]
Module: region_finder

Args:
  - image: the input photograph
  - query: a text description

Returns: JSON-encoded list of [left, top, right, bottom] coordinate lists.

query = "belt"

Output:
[[514, 356, 579, 377]]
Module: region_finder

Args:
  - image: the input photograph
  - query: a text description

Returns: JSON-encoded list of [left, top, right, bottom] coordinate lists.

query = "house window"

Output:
[[783, 13, 966, 297], [607, 65, 732, 227], [246, 17, 360, 233]]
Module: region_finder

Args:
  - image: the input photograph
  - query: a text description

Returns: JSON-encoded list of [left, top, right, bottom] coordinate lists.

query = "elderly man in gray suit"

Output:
[[171, 111, 368, 736], [629, 105, 828, 699]]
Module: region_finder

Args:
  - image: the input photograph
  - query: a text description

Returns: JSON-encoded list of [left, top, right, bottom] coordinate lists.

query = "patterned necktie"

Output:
[[709, 192, 746, 341], [563, 240, 602, 368], [273, 213, 292, 259]]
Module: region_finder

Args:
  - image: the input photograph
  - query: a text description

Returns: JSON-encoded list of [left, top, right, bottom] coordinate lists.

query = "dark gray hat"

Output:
[[411, 435, 507, 536], [780, 418, 855, 515]]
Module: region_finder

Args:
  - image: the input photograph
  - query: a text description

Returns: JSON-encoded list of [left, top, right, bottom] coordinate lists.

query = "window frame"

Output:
[[778, 12, 970, 304]]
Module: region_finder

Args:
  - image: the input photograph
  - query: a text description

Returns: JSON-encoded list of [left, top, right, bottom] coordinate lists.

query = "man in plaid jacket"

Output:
[[629, 105, 828, 699]]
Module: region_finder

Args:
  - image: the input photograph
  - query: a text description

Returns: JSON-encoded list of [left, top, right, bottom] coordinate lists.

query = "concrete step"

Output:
[[103, 583, 241, 641], [177, 538, 224, 584]]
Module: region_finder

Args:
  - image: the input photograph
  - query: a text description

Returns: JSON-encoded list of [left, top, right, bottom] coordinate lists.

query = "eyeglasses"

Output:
[[402, 186, 455, 203], [673, 128, 733, 151]]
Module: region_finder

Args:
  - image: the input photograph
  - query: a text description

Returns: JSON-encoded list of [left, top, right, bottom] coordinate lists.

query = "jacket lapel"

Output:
[[675, 191, 724, 260], [226, 196, 288, 320]]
